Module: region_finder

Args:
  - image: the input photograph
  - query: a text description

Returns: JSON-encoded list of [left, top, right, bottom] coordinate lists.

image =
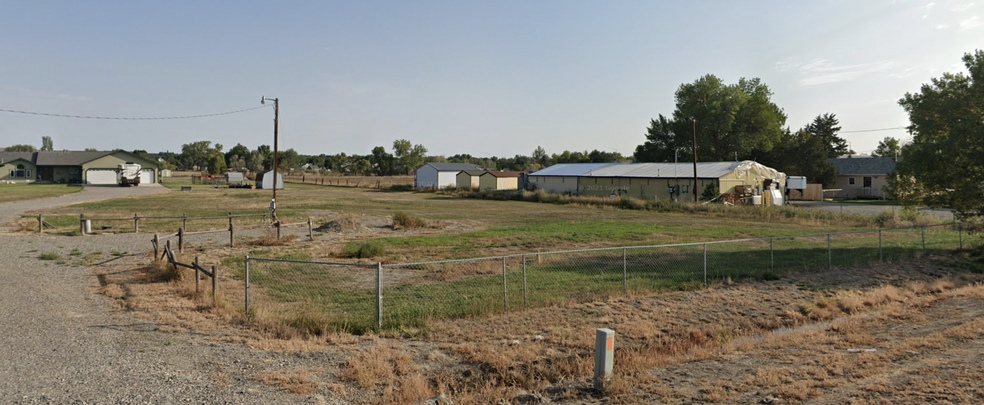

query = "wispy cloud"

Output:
[[959, 15, 982, 30], [772, 60, 800, 72], [0, 85, 92, 102], [926, 2, 937, 9], [938, 23, 953, 29], [889, 68, 915, 79], [952, 2, 975, 12], [795, 59, 896, 86]]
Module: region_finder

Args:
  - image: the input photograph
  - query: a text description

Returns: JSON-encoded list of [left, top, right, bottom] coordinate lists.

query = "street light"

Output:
[[261, 96, 279, 222]]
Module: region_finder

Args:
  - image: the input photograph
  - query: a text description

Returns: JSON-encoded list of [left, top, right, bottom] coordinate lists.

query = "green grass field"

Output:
[[0, 183, 83, 204]]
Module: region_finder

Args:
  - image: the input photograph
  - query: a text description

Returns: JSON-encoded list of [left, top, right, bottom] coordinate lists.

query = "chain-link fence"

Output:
[[241, 223, 979, 333]]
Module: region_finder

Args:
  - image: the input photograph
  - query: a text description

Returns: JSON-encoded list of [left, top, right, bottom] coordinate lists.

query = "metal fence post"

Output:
[[522, 254, 528, 310], [828, 233, 832, 270], [245, 256, 250, 319], [622, 248, 628, 295], [376, 262, 383, 330], [703, 243, 707, 288], [502, 257, 508, 312]]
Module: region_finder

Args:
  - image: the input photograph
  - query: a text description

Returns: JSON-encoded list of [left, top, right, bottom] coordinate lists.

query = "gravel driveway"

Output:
[[789, 200, 955, 221], [0, 187, 342, 404]]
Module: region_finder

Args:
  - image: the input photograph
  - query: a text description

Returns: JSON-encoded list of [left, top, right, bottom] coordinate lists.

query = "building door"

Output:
[[863, 176, 872, 197], [39, 167, 53, 181]]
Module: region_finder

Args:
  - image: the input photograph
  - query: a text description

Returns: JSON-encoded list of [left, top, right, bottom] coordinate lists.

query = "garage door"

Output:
[[140, 169, 155, 183], [86, 169, 117, 185]]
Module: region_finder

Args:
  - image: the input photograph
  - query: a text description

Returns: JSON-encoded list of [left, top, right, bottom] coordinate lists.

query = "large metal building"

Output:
[[529, 161, 786, 201]]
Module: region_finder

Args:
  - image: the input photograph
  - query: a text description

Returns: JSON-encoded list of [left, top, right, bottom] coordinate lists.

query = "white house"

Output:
[[415, 163, 483, 189]]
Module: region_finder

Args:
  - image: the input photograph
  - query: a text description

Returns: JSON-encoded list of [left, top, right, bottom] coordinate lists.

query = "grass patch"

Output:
[[39, 252, 61, 260], [343, 240, 386, 259], [393, 211, 427, 229], [0, 183, 83, 204]]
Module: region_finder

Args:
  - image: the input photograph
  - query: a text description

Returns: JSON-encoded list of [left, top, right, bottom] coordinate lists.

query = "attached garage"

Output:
[[85, 169, 118, 185], [140, 169, 155, 183]]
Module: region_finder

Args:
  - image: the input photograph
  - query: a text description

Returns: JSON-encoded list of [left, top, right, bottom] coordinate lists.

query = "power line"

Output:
[[840, 126, 907, 134], [0, 105, 269, 120]]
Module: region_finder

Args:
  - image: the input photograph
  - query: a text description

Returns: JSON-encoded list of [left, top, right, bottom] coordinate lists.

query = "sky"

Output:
[[1, 0, 981, 158]]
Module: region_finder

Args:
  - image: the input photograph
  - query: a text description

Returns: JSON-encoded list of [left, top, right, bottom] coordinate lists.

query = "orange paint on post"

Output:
[[607, 337, 613, 351]]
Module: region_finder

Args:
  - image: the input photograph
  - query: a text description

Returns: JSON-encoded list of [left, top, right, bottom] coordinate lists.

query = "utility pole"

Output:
[[692, 119, 698, 203], [262, 96, 280, 222]]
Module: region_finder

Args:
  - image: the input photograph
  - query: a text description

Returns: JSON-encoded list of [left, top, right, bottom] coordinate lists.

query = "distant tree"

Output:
[[353, 159, 372, 175], [4, 144, 36, 152], [803, 113, 850, 158], [892, 50, 984, 216], [131, 150, 153, 162], [532, 146, 549, 168], [227, 155, 247, 172], [634, 74, 786, 162], [757, 128, 837, 186], [206, 153, 227, 175], [84, 147, 99, 152], [41, 136, 54, 151], [872, 137, 901, 158], [278, 148, 301, 172], [370, 146, 395, 175], [225, 143, 251, 168], [392, 139, 427, 174], [246, 150, 265, 173], [180, 141, 213, 170]]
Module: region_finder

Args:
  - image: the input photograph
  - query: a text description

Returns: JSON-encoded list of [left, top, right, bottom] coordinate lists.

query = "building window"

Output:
[[682, 185, 689, 193], [848, 177, 855, 185]]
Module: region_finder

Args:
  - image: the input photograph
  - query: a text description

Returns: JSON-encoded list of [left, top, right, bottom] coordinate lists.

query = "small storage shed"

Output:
[[258, 171, 284, 189], [415, 163, 483, 189], [226, 172, 245, 186], [455, 170, 485, 190], [479, 171, 522, 191]]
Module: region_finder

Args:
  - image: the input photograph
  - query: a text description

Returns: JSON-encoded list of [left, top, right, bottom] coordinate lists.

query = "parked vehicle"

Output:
[[117, 163, 141, 186]]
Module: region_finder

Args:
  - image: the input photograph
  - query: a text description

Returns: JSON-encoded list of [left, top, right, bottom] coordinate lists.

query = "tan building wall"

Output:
[[494, 176, 518, 190], [0, 160, 36, 182], [577, 177, 718, 200], [529, 176, 579, 194], [82, 151, 158, 183], [455, 172, 480, 190], [829, 175, 891, 199]]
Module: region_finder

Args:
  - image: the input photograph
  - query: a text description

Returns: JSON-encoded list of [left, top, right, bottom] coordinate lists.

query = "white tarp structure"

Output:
[[258, 171, 283, 189]]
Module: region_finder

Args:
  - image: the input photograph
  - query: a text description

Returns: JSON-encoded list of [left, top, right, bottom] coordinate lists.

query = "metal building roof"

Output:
[[828, 157, 896, 175], [425, 163, 483, 172], [529, 163, 618, 177], [586, 162, 744, 179]]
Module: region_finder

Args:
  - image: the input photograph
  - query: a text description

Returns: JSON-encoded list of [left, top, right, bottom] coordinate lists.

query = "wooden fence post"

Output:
[[133, 213, 139, 233], [38, 214, 43, 234], [178, 227, 184, 253], [276, 221, 281, 239], [194, 256, 200, 293], [308, 218, 313, 240], [182, 213, 187, 230], [80, 213, 85, 235], [211, 265, 217, 305], [153, 234, 159, 260], [229, 222, 235, 247]]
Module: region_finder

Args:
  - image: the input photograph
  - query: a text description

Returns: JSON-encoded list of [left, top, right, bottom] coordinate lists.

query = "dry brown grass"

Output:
[[247, 232, 298, 246], [339, 344, 415, 388], [255, 369, 322, 395]]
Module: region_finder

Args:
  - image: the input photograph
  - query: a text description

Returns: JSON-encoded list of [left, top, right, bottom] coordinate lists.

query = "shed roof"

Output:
[[828, 157, 896, 175], [457, 170, 486, 176], [529, 163, 618, 177], [484, 171, 522, 178], [425, 163, 483, 172]]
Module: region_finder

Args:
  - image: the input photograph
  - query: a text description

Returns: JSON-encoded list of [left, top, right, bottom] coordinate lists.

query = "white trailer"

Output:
[[117, 163, 141, 187]]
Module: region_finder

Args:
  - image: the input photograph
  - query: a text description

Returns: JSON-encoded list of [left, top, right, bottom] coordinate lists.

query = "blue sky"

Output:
[[1, 1, 980, 158]]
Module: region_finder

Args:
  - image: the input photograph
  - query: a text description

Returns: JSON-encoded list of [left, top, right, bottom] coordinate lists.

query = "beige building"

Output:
[[530, 161, 787, 202], [455, 170, 485, 190], [479, 171, 521, 190], [0, 150, 160, 184], [828, 157, 896, 199]]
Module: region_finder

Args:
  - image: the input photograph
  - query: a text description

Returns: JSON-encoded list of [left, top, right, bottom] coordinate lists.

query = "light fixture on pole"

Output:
[[261, 96, 279, 222]]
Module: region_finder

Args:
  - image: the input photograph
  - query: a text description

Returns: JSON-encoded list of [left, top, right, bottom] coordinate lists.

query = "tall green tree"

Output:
[[872, 137, 901, 158], [370, 146, 395, 175], [206, 153, 227, 175], [803, 113, 850, 158], [41, 136, 54, 151], [892, 50, 984, 216], [392, 139, 427, 174], [180, 141, 213, 170], [634, 74, 786, 162]]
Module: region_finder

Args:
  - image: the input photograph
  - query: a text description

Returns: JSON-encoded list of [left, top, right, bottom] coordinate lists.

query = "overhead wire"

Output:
[[0, 105, 269, 120]]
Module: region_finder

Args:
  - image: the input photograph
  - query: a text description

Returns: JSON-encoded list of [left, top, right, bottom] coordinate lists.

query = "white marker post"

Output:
[[594, 328, 615, 389]]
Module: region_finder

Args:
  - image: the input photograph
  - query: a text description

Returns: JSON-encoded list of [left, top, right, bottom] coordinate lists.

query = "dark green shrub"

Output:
[[343, 240, 386, 259]]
